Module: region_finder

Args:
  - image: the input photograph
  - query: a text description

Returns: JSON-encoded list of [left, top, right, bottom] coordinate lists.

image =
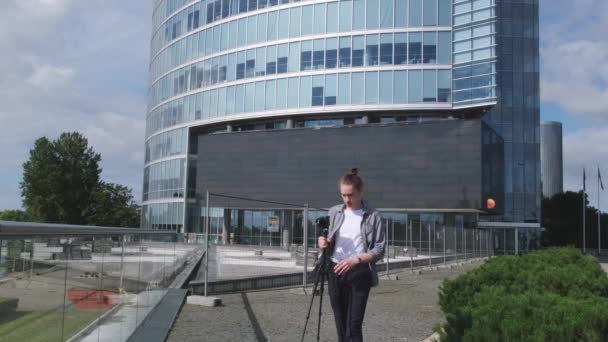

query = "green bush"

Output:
[[435, 248, 608, 341]]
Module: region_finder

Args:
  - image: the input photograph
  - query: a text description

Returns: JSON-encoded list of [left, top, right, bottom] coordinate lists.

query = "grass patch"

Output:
[[0, 309, 104, 342]]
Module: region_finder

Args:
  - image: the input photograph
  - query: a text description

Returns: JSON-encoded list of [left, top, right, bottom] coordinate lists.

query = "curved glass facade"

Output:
[[143, 0, 538, 233]]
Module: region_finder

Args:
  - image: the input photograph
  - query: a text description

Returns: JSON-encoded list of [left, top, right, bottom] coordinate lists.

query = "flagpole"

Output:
[[583, 168, 586, 253], [583, 193, 586, 253], [598, 167, 601, 256]]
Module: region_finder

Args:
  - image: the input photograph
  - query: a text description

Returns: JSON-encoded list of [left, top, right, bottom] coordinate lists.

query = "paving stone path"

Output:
[[168, 260, 484, 342]]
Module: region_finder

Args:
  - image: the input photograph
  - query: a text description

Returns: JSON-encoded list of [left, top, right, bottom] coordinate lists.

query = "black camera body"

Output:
[[315, 216, 330, 230], [315, 216, 330, 237]]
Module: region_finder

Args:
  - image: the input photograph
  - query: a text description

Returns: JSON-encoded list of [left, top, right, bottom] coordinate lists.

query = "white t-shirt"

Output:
[[331, 208, 365, 263]]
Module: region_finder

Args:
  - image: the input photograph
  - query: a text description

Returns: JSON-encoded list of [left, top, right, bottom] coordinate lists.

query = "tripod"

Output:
[[300, 229, 330, 342]]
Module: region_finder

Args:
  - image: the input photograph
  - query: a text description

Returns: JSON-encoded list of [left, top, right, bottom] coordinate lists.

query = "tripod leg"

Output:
[[316, 263, 326, 342], [300, 262, 322, 342]]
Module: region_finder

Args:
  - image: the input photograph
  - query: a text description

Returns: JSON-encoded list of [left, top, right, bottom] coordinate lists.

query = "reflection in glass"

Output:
[[379, 71, 392, 104], [339, 37, 351, 68], [351, 72, 364, 104], [409, 70, 422, 103], [366, 34, 379, 66], [394, 70, 408, 103], [338, 73, 350, 105], [365, 71, 378, 104]]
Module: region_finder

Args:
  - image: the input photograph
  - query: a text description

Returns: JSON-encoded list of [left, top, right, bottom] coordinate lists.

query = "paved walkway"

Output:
[[168, 260, 484, 342]]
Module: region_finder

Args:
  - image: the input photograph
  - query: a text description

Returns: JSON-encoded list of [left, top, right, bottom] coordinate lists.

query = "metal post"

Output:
[[21, 240, 26, 273], [419, 221, 422, 253], [60, 254, 69, 342], [392, 220, 395, 249], [119, 236, 125, 289], [515, 228, 519, 255], [462, 227, 468, 261], [428, 223, 432, 267], [443, 224, 446, 265], [583, 190, 586, 253], [409, 220, 413, 273], [303, 204, 309, 289], [503, 229, 506, 255], [204, 190, 210, 297], [474, 230, 477, 258], [454, 226, 457, 262], [598, 179, 601, 256], [29, 239, 34, 279], [385, 219, 390, 277], [487, 231, 490, 257]]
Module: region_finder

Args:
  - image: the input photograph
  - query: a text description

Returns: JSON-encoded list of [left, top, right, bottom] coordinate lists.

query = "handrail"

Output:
[[0, 221, 176, 237]]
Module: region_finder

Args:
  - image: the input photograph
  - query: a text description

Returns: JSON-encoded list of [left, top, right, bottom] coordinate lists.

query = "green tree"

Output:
[[0, 210, 35, 222], [20, 132, 101, 224], [542, 191, 608, 249], [85, 182, 140, 228]]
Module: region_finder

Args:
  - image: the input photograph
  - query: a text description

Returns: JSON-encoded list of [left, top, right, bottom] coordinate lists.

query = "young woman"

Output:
[[318, 168, 386, 342]]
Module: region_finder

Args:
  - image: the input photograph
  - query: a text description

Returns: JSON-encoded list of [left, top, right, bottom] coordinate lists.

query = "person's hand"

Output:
[[318, 236, 330, 249], [334, 256, 360, 276]]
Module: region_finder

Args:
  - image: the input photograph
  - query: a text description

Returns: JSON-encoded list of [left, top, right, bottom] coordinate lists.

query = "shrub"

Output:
[[435, 247, 608, 341]]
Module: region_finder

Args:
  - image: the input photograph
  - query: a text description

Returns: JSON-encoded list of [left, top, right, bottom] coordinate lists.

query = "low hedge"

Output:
[[435, 247, 608, 341]]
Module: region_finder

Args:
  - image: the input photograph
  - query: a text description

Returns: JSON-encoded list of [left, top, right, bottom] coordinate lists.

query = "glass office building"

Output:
[[142, 0, 540, 252]]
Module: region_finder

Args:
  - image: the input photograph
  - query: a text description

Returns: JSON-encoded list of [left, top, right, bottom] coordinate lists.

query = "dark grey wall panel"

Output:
[[195, 120, 483, 210]]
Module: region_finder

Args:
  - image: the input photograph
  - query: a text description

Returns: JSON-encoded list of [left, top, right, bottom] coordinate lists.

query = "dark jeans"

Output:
[[328, 261, 372, 342]]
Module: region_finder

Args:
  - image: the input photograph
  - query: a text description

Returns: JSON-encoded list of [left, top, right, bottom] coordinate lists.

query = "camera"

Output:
[[315, 216, 330, 230], [315, 216, 329, 237]]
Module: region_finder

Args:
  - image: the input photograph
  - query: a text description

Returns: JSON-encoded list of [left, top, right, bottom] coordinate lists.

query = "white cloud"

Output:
[[541, 40, 608, 115], [0, 0, 151, 209], [26, 62, 75, 91], [540, 0, 608, 117]]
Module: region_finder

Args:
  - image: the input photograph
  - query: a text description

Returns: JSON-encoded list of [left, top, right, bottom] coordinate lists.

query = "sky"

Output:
[[0, 0, 606, 212]]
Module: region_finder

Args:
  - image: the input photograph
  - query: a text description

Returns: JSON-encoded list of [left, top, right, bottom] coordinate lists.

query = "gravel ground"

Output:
[[167, 260, 484, 342]]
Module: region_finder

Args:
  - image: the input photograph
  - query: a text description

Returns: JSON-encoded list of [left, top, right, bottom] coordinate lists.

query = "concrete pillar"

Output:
[[222, 209, 231, 245], [286, 119, 294, 128]]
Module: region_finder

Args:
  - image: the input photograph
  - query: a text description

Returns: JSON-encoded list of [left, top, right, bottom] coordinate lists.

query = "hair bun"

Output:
[[351, 168, 358, 176]]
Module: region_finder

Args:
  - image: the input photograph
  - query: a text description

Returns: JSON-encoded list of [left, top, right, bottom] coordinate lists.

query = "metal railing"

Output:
[[0, 221, 202, 342], [186, 192, 498, 296]]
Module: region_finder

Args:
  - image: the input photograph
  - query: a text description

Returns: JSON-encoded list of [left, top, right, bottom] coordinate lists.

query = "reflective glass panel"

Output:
[[366, 0, 379, 29], [314, 4, 326, 34], [365, 71, 379, 104], [423, 0, 437, 26], [351, 72, 364, 104], [394, 70, 407, 103], [379, 71, 392, 104], [423, 70, 436, 102], [288, 77, 299, 108], [339, 1, 352, 32], [366, 34, 379, 66], [353, 0, 365, 30], [408, 70, 422, 102], [327, 2, 338, 33], [337, 73, 350, 105], [395, 0, 408, 27], [290, 7, 301, 37], [409, 0, 422, 27], [380, 0, 393, 28]]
